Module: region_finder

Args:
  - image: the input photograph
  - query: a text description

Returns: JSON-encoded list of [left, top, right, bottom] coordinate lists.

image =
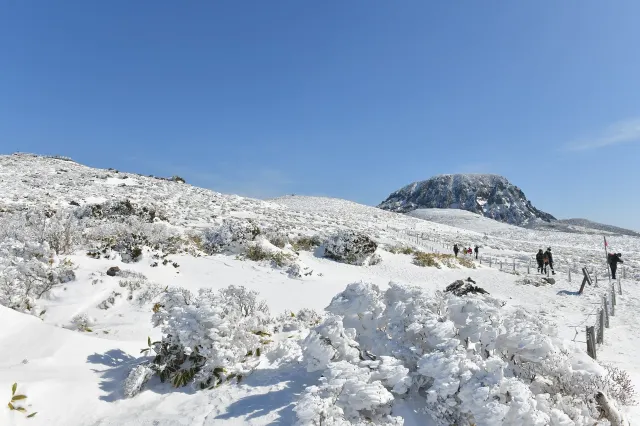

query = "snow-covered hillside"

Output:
[[1, 154, 639, 425], [378, 174, 556, 226]]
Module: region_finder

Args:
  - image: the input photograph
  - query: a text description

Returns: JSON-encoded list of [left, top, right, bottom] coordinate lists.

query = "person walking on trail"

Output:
[[608, 253, 623, 279], [536, 249, 544, 273], [453, 244, 459, 257], [474, 245, 479, 260], [544, 247, 555, 275]]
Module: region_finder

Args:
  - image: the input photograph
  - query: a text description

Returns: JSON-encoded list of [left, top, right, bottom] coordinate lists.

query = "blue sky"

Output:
[[1, 1, 639, 230]]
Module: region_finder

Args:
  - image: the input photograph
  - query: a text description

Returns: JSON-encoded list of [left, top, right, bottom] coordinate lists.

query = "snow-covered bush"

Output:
[[291, 235, 323, 252], [77, 200, 167, 223], [125, 285, 272, 396], [135, 282, 166, 305], [42, 210, 82, 254], [295, 360, 405, 426], [323, 231, 379, 266], [83, 218, 181, 260], [0, 238, 76, 313], [201, 218, 261, 254], [70, 313, 95, 332], [297, 281, 631, 425], [275, 308, 323, 332]]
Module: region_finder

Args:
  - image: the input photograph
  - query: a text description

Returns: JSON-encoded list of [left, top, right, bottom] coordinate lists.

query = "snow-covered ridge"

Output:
[[1, 153, 640, 425], [378, 174, 556, 226]]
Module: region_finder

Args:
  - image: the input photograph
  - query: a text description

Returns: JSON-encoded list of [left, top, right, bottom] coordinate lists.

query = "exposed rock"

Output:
[[323, 231, 378, 266], [517, 276, 555, 287], [106, 266, 121, 277], [378, 174, 555, 226], [445, 279, 489, 296]]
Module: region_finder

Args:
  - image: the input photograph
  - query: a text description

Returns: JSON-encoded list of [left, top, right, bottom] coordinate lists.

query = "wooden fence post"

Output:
[[610, 291, 615, 316], [612, 284, 616, 306], [513, 260, 516, 272], [568, 269, 571, 282], [500, 261, 503, 270], [586, 326, 597, 359], [489, 257, 492, 268], [598, 309, 604, 344], [604, 295, 610, 328]]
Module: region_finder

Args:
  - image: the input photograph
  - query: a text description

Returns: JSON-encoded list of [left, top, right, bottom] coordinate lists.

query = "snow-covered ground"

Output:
[[1, 154, 639, 425]]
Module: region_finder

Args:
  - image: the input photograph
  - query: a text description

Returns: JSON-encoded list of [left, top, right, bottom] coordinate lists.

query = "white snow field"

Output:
[[0, 153, 639, 425]]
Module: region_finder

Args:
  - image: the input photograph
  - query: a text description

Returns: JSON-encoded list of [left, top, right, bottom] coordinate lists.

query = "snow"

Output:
[[0, 154, 639, 425]]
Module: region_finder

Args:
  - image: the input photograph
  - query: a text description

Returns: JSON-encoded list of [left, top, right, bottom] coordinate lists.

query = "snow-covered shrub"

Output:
[[323, 231, 378, 266], [275, 308, 324, 333], [43, 210, 82, 254], [0, 238, 76, 313], [201, 218, 261, 254], [126, 285, 272, 396], [83, 218, 180, 260], [78, 200, 167, 223], [294, 360, 405, 426], [262, 229, 289, 249], [291, 235, 323, 252], [135, 282, 166, 305], [70, 313, 95, 332], [123, 364, 155, 399], [97, 291, 122, 309], [298, 281, 629, 425], [385, 245, 415, 255]]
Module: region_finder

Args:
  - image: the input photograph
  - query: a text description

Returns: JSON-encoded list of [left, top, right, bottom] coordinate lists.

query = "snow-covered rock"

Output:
[[324, 230, 379, 266]]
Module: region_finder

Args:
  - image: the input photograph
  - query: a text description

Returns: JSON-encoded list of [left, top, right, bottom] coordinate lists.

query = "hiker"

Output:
[[474, 245, 479, 260], [608, 253, 623, 279], [536, 249, 544, 273], [453, 244, 459, 257], [544, 247, 555, 275]]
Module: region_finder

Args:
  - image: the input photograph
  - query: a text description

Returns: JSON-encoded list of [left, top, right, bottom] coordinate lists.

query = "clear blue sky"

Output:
[[2, 1, 639, 230]]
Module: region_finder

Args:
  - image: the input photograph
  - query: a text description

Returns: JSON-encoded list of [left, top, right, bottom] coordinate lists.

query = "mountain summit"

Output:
[[378, 174, 555, 226]]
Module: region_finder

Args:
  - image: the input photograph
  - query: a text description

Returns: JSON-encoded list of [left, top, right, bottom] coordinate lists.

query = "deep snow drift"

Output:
[[0, 154, 639, 425]]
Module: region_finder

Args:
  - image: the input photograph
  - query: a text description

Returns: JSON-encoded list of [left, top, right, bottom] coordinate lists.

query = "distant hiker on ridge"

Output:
[[608, 253, 623, 279], [536, 249, 544, 273], [474, 245, 479, 260], [544, 247, 555, 275], [453, 244, 459, 257]]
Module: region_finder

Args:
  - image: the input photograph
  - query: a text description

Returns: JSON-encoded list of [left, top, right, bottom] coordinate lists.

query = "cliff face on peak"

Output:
[[378, 174, 555, 226]]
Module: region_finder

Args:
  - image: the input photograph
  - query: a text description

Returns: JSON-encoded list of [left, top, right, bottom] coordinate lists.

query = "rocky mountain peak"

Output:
[[378, 174, 555, 226]]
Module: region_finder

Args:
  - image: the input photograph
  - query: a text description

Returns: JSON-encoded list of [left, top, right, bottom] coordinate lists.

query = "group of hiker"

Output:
[[453, 244, 479, 260], [453, 242, 625, 280], [535, 248, 555, 275]]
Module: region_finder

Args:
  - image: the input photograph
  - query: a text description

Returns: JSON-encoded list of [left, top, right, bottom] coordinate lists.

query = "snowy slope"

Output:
[[1, 154, 640, 425]]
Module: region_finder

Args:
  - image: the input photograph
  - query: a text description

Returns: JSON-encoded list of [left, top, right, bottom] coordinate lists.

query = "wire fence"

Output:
[[386, 226, 629, 281], [386, 226, 629, 359], [585, 278, 623, 360]]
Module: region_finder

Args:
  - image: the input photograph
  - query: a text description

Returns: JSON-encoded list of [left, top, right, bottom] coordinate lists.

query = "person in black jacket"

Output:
[[453, 244, 459, 257], [608, 253, 623, 279], [544, 247, 555, 275], [536, 249, 544, 273], [474, 245, 479, 260]]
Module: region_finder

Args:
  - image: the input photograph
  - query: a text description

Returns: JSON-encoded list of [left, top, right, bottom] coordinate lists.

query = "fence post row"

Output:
[[604, 295, 610, 328]]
